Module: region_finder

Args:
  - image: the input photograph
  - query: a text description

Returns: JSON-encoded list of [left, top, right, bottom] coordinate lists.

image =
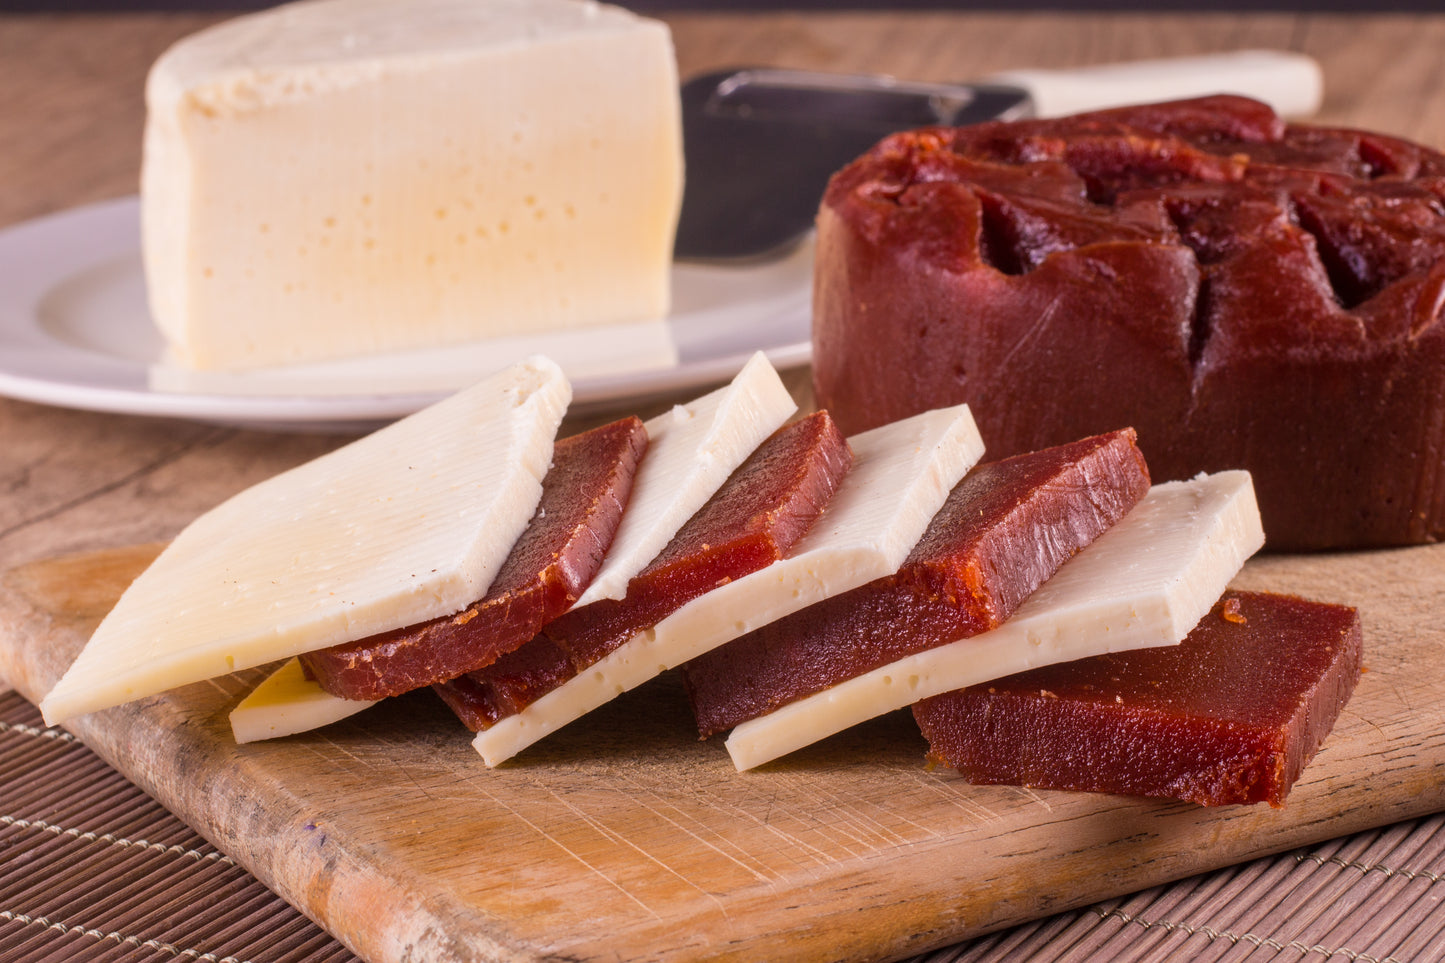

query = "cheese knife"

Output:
[[674, 50, 1323, 261]]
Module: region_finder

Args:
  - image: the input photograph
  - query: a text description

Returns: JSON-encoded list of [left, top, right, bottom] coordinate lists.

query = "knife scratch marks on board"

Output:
[[462, 777, 663, 920], [800, 808, 875, 858], [725, 796, 843, 874], [772, 774, 923, 854], [539, 786, 725, 912], [611, 773, 773, 886], [1010, 786, 1055, 811], [850, 794, 946, 842], [314, 735, 383, 776], [912, 774, 1005, 823], [1384, 675, 1415, 716], [838, 782, 944, 846], [397, 766, 439, 803]]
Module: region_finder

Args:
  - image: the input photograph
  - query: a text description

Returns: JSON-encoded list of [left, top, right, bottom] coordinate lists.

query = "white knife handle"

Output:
[[987, 50, 1323, 119]]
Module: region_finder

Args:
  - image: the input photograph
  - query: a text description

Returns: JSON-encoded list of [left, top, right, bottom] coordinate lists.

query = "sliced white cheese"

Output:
[[143, 0, 683, 371], [472, 404, 986, 766], [227, 352, 792, 742], [230, 658, 377, 744], [576, 351, 797, 606], [723, 470, 1265, 771], [41, 357, 570, 726]]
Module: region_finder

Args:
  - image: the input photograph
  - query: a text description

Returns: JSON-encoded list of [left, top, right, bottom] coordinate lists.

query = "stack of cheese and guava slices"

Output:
[[41, 354, 1268, 775], [94, 0, 1356, 803]]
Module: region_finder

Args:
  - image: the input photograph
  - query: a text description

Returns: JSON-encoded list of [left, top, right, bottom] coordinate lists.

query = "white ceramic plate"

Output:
[[0, 198, 813, 431]]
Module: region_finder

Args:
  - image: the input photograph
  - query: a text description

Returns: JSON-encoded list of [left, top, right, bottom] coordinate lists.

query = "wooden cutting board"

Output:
[[1, 541, 1442, 963]]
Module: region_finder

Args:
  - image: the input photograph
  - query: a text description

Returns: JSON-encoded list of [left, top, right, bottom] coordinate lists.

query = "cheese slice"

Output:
[[41, 357, 570, 726], [228, 353, 792, 740], [142, 0, 683, 371], [472, 404, 986, 765], [577, 351, 796, 606], [231, 659, 378, 744], [231, 661, 374, 741], [723, 470, 1265, 771]]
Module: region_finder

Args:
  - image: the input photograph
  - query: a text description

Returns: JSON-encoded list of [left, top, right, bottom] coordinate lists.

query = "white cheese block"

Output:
[[472, 404, 986, 766], [577, 352, 796, 606], [227, 352, 792, 741], [230, 658, 377, 744], [723, 470, 1265, 771], [40, 357, 570, 726], [142, 0, 683, 371]]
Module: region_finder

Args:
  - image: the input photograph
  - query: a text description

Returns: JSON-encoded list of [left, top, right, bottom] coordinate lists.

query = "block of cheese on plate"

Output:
[[41, 356, 570, 726], [141, 0, 683, 373]]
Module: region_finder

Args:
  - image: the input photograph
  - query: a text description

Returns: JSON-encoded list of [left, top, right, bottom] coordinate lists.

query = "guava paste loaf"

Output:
[[812, 95, 1445, 550]]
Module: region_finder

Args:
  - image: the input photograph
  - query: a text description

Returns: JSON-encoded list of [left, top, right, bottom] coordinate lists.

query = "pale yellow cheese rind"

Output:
[[724, 470, 1266, 770], [41, 356, 570, 725], [230, 658, 376, 744], [142, 0, 683, 371]]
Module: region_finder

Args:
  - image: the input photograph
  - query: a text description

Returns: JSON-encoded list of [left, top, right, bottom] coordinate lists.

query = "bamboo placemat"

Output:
[[3, 689, 1442, 963]]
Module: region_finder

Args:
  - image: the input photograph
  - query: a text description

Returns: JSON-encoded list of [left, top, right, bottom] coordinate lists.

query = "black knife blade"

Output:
[[673, 68, 1030, 262]]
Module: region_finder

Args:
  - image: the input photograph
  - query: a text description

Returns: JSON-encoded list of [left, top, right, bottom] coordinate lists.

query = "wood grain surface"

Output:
[[0, 536, 1442, 962]]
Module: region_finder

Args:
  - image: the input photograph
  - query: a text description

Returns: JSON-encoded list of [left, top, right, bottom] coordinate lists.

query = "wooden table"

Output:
[[3, 9, 1445, 963]]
